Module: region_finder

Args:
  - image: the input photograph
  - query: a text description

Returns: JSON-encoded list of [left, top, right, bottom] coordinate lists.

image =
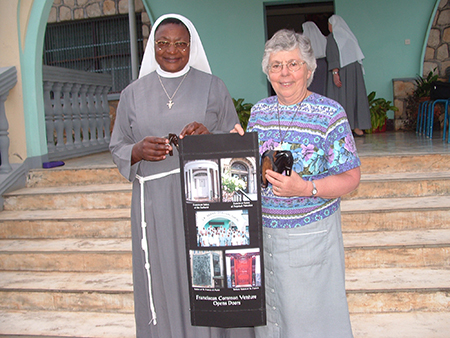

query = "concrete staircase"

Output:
[[343, 153, 450, 337], [0, 152, 449, 337]]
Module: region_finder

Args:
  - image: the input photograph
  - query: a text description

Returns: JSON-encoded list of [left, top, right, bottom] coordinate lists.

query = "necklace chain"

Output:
[[277, 99, 301, 146], [157, 73, 188, 109]]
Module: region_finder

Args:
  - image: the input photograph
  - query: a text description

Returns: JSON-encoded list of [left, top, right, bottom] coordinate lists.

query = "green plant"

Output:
[[366, 91, 398, 134], [233, 98, 253, 130], [413, 68, 439, 98], [402, 68, 439, 131]]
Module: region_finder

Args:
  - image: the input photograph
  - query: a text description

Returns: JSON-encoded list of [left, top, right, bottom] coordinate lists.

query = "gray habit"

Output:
[[110, 68, 256, 338], [325, 35, 371, 130], [308, 57, 327, 96]]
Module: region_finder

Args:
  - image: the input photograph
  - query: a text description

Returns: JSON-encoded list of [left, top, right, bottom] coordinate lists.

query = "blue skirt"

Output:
[[255, 209, 353, 338]]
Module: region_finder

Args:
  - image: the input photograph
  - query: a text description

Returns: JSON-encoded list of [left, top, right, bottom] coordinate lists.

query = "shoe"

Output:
[[352, 130, 365, 137]]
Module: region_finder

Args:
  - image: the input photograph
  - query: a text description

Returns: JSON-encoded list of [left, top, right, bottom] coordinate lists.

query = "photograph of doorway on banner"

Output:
[[179, 132, 266, 328]]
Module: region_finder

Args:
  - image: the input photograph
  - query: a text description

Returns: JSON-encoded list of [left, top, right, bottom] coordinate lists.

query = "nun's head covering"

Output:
[[302, 21, 327, 59], [138, 14, 211, 78], [328, 15, 365, 68]]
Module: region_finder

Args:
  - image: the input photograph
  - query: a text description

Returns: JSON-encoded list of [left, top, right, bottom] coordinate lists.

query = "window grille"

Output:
[[43, 14, 144, 93]]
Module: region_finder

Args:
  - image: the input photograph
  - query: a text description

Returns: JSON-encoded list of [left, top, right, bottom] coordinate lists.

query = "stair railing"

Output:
[[42, 65, 112, 161], [0, 66, 17, 174]]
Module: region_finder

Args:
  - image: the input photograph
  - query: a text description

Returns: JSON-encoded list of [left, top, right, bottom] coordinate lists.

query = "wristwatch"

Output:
[[311, 180, 318, 197]]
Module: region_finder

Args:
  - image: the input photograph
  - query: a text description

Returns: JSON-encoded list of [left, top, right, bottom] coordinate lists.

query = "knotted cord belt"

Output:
[[136, 167, 180, 325]]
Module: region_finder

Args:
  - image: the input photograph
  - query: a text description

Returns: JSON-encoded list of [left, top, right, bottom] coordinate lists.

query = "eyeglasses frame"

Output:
[[269, 60, 306, 73], [155, 40, 190, 52]]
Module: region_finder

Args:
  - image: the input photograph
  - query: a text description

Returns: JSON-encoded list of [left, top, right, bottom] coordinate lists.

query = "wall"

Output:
[[0, 1, 27, 164], [337, 0, 437, 112], [142, 0, 437, 107], [48, 0, 151, 45]]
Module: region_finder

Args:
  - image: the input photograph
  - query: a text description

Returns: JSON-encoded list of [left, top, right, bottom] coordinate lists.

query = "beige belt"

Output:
[[136, 168, 180, 325]]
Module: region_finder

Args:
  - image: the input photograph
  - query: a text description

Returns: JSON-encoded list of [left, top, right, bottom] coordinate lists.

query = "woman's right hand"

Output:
[[230, 123, 245, 136], [131, 136, 171, 164]]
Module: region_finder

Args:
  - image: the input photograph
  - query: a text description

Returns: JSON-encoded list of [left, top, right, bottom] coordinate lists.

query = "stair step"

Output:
[[344, 229, 450, 248], [27, 167, 128, 188], [0, 209, 131, 239], [345, 171, 450, 199], [350, 312, 450, 338], [360, 153, 450, 174], [0, 310, 135, 338], [342, 195, 450, 213], [346, 267, 450, 313], [0, 239, 131, 272], [343, 229, 450, 268], [342, 195, 450, 232], [2, 183, 132, 211], [0, 271, 133, 313], [1, 310, 447, 338]]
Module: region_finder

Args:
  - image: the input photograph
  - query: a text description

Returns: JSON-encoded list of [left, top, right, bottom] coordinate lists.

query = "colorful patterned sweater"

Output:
[[247, 93, 361, 229]]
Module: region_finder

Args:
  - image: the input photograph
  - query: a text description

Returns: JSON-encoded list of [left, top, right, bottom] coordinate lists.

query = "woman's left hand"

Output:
[[265, 169, 309, 197], [179, 122, 211, 139], [230, 123, 245, 135]]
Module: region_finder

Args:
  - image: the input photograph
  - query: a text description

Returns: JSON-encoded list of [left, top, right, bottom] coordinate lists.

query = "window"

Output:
[[43, 14, 144, 93]]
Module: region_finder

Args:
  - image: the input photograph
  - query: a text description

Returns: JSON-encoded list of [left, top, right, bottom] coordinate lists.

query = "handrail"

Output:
[[0, 66, 17, 173]]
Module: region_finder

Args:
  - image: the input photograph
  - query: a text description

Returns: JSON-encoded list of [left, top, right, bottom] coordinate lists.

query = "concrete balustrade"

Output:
[[0, 66, 17, 174], [42, 66, 112, 161]]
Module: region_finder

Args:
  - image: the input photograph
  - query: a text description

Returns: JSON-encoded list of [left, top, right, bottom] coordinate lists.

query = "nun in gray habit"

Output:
[[326, 15, 371, 137], [110, 13, 255, 338]]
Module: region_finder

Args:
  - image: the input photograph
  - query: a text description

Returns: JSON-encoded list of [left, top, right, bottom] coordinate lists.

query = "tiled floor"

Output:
[[62, 130, 450, 169], [353, 130, 450, 156]]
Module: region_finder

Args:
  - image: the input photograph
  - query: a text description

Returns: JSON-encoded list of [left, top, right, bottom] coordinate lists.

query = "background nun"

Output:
[[302, 21, 328, 96], [326, 14, 371, 137]]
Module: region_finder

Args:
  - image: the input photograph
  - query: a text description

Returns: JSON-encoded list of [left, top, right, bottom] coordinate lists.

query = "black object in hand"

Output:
[[167, 133, 179, 156], [261, 150, 293, 188]]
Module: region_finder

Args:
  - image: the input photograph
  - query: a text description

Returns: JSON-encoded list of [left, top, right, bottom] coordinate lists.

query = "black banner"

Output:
[[178, 132, 266, 328]]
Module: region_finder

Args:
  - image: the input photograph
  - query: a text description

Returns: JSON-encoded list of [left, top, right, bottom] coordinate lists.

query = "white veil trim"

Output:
[[302, 22, 327, 59], [329, 15, 365, 68], [138, 13, 211, 79]]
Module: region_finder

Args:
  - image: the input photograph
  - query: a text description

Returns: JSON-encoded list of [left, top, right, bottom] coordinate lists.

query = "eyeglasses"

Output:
[[155, 40, 190, 52], [269, 60, 306, 73]]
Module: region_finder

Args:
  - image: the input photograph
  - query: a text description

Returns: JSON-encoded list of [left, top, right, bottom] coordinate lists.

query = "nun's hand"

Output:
[[132, 136, 171, 164], [333, 72, 342, 88], [179, 122, 211, 138]]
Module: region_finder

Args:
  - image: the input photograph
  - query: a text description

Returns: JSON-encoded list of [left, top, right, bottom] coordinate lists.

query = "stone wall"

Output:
[[47, 0, 151, 48], [392, 78, 416, 131], [47, 0, 152, 131], [423, 0, 450, 78]]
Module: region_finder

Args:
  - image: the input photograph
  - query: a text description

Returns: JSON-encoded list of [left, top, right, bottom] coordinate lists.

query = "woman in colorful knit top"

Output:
[[233, 29, 360, 337]]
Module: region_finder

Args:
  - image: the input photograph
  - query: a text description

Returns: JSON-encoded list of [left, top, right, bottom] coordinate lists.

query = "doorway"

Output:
[[264, 1, 335, 95]]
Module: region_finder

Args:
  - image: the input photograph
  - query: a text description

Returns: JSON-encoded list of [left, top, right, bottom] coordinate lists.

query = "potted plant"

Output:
[[413, 68, 439, 99], [403, 68, 439, 131], [366, 91, 398, 134], [233, 98, 253, 130]]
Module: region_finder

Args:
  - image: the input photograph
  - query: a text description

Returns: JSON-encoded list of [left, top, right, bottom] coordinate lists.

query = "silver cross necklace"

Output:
[[157, 72, 188, 109]]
